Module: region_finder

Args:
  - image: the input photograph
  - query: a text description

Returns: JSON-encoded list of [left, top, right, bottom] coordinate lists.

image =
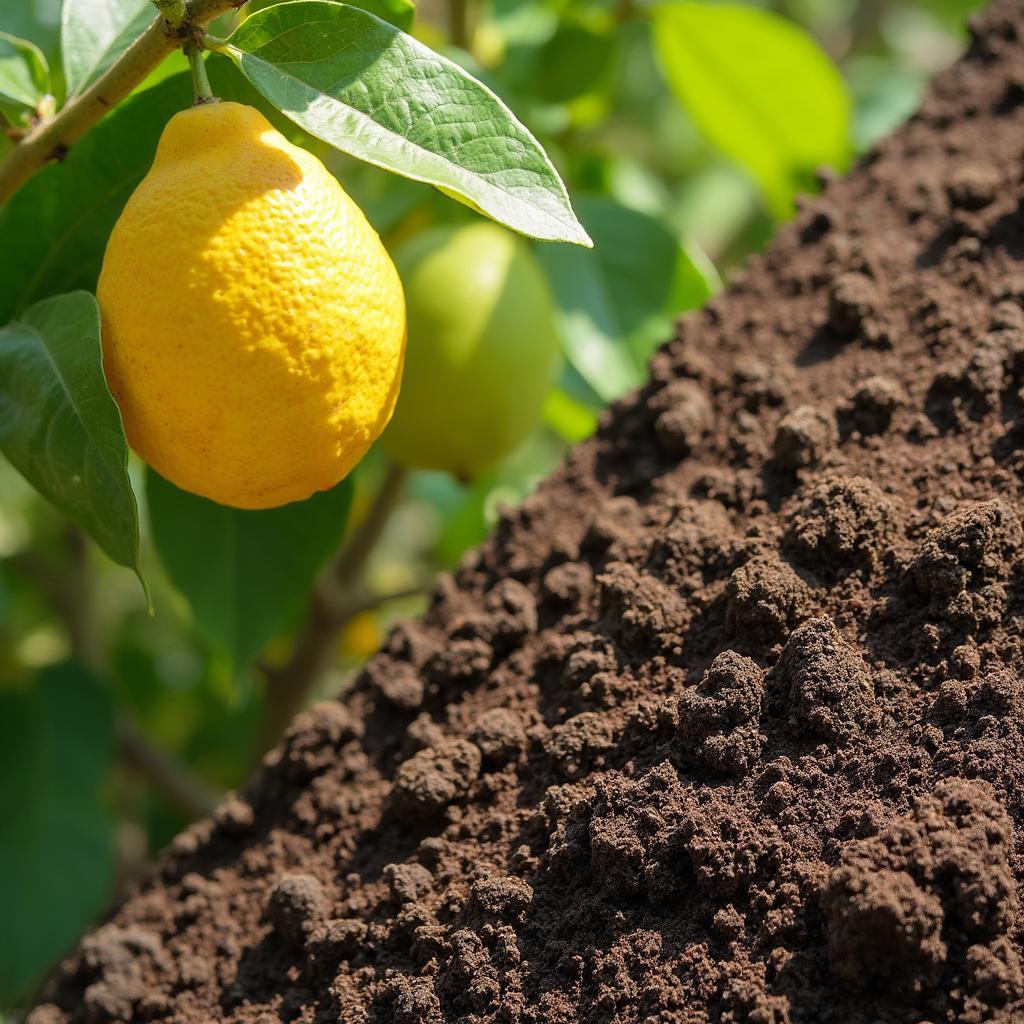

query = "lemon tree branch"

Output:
[[0, 0, 243, 208], [117, 717, 220, 819]]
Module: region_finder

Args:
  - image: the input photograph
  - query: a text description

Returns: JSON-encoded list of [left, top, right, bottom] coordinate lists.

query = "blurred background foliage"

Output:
[[0, 0, 981, 1009]]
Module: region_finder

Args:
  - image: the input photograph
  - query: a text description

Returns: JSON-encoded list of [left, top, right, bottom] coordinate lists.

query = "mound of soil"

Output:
[[32, 4, 1024, 1022]]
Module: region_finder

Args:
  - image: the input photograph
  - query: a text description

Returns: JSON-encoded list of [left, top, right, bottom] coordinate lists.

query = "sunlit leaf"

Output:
[[543, 387, 598, 443], [652, 2, 851, 218], [147, 471, 354, 669], [61, 0, 154, 97], [536, 196, 717, 401], [0, 291, 144, 584], [221, 0, 592, 245], [536, 242, 642, 403], [343, 0, 415, 31], [0, 31, 49, 109], [243, 0, 416, 30], [0, 662, 115, 1003]]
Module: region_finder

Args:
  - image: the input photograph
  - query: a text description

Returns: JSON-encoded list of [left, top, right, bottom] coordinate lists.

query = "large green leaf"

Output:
[[535, 242, 641, 403], [220, 0, 591, 245], [535, 17, 615, 104], [0, 31, 49, 109], [349, 0, 415, 31], [536, 196, 718, 401], [61, 0, 154, 97], [246, 0, 416, 30], [0, 291, 143, 582], [543, 386, 598, 444], [0, 662, 116, 1004], [147, 470, 354, 669], [652, 2, 851, 218]]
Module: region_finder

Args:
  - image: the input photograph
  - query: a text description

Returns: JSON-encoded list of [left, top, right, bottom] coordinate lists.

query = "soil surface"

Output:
[[31, 4, 1024, 1022]]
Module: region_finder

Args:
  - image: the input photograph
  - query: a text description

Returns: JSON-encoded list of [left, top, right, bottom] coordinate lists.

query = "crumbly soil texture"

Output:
[[32, 5, 1024, 1023]]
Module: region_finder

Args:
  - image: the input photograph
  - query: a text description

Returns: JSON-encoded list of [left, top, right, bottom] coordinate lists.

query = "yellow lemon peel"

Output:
[[98, 101, 406, 509]]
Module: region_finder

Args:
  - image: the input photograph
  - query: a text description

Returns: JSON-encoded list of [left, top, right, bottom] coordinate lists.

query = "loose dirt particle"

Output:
[[469, 707, 528, 764], [677, 650, 765, 772], [823, 779, 1018, 1000], [652, 378, 713, 456], [786, 474, 896, 573], [842, 374, 906, 435], [828, 271, 880, 338], [264, 873, 327, 946], [773, 404, 838, 469], [772, 617, 879, 743], [391, 739, 482, 820], [725, 553, 811, 647], [947, 164, 1001, 209]]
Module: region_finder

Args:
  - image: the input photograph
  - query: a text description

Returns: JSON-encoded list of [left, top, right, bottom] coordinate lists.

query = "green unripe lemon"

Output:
[[381, 222, 561, 479]]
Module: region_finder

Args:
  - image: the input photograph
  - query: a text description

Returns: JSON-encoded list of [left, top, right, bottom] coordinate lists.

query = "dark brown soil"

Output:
[[31, 4, 1024, 1022]]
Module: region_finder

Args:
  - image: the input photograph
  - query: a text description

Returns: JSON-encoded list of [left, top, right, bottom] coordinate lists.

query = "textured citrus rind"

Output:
[[98, 102, 406, 509]]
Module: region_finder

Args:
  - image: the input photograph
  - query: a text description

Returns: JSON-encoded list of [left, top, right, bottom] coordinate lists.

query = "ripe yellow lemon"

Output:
[[98, 101, 405, 510], [380, 223, 561, 479]]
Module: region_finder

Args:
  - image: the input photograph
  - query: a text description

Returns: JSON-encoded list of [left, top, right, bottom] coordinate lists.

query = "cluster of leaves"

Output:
[[0, 0, 979, 1007]]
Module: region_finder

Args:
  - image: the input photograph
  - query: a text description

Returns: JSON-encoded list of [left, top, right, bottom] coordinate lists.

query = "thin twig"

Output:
[[329, 463, 410, 596], [117, 718, 220, 819], [258, 463, 410, 754], [343, 582, 432, 620]]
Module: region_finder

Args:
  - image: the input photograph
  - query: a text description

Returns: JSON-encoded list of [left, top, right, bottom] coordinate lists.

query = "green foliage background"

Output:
[[0, 0, 981, 1009]]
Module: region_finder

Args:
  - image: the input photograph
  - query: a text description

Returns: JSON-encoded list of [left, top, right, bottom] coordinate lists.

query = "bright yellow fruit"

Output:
[[380, 223, 561, 479], [98, 101, 405, 510]]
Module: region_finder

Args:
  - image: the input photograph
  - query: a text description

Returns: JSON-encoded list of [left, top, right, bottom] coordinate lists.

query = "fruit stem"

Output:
[[186, 42, 216, 104], [0, 0, 245, 208]]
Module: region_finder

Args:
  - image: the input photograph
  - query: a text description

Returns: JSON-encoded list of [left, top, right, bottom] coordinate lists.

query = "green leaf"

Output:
[[535, 17, 615, 104], [535, 197, 717, 401], [846, 56, 924, 152], [0, 31, 49, 109], [652, 2, 851, 218], [221, 0, 591, 246], [535, 242, 641, 403], [0, 662, 115, 1004], [543, 387, 598, 444], [0, 291, 144, 583], [344, 0, 414, 31], [61, 0, 154, 97], [246, 0, 415, 29], [147, 470, 354, 669]]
